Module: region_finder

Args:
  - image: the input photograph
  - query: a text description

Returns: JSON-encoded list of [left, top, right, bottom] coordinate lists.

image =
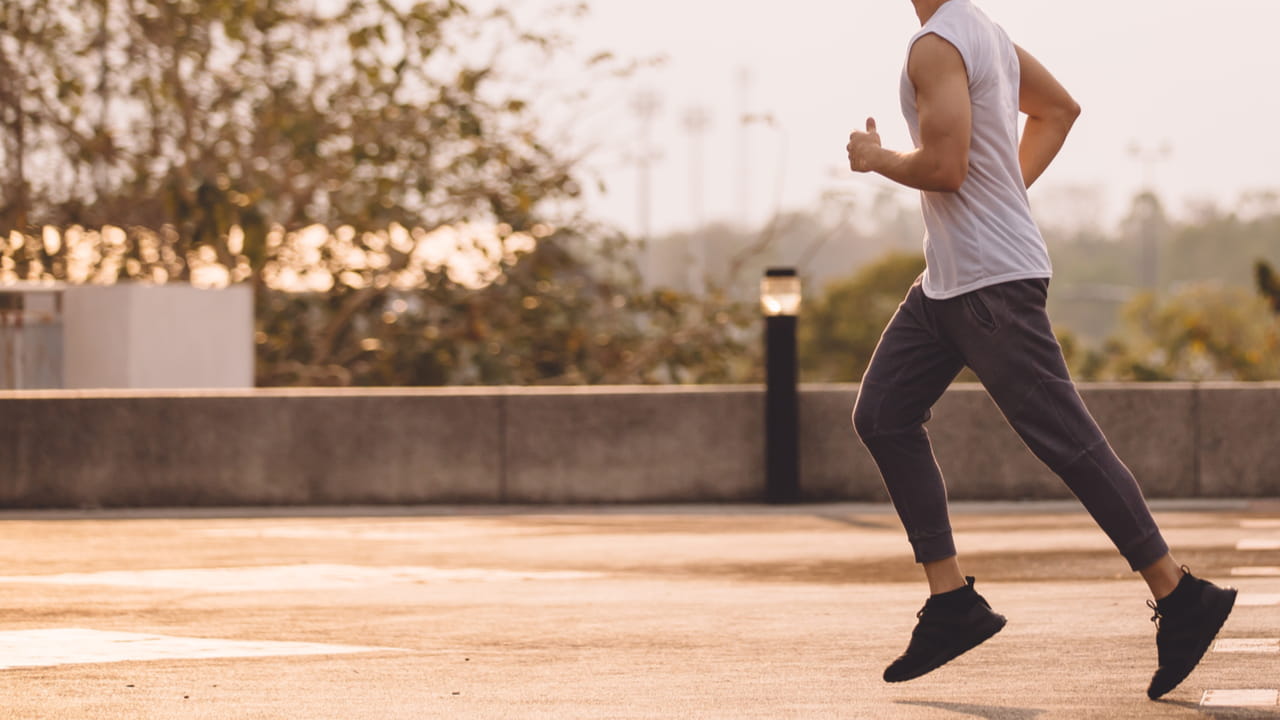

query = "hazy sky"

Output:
[[561, 0, 1280, 236]]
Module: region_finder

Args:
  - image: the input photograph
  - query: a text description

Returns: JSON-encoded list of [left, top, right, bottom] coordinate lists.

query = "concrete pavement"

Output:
[[1, 501, 1278, 719]]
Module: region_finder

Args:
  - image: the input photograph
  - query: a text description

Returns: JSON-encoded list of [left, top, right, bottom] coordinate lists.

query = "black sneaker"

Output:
[[1146, 568, 1237, 700], [883, 576, 1007, 683]]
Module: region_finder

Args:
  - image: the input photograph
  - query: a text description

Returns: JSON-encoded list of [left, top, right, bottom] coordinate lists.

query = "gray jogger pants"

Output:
[[852, 277, 1169, 571]]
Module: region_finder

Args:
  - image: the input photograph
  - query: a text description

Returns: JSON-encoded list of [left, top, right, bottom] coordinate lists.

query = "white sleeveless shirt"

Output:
[[900, 0, 1052, 299]]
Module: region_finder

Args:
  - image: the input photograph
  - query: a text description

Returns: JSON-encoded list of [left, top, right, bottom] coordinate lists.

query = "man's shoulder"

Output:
[[907, 32, 967, 81]]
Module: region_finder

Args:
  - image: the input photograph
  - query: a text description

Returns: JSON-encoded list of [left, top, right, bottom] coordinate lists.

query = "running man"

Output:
[[845, 0, 1236, 699]]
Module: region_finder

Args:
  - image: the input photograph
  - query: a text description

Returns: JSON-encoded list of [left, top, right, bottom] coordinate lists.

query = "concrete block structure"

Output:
[[1, 284, 252, 391], [62, 284, 253, 389]]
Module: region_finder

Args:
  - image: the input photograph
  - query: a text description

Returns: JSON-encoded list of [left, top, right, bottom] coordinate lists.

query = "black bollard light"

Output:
[[761, 267, 801, 503]]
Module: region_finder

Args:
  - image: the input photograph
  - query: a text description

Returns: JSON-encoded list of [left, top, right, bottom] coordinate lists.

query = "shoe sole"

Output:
[[884, 612, 1007, 683], [1148, 587, 1238, 700]]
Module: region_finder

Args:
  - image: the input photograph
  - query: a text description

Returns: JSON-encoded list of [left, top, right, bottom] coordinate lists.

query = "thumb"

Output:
[[866, 117, 878, 134]]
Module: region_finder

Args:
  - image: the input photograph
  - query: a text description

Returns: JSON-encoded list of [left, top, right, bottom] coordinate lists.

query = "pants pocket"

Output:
[[964, 290, 999, 332]]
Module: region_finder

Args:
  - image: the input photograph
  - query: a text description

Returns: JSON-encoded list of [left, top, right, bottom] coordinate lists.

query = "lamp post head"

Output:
[[760, 268, 801, 317]]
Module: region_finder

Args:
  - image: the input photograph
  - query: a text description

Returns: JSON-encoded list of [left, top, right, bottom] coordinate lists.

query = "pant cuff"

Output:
[[1123, 531, 1171, 572], [911, 531, 958, 565]]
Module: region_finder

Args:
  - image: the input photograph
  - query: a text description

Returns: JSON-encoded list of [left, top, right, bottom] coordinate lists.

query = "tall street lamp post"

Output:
[[761, 267, 801, 503]]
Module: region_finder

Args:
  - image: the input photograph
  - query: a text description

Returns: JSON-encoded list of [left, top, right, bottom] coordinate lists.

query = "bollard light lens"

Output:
[[760, 269, 801, 316]]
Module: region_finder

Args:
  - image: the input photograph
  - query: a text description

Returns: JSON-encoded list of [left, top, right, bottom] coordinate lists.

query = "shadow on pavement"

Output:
[[895, 700, 1045, 719]]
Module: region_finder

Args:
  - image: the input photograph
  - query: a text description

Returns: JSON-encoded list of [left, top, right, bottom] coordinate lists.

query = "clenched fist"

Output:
[[847, 117, 882, 173]]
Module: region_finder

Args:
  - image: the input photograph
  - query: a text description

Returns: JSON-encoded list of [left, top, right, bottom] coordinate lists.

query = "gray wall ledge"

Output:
[[1, 383, 1276, 508]]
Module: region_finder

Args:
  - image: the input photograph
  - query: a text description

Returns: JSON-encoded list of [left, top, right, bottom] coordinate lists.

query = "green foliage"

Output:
[[1073, 285, 1280, 381], [803, 247, 1280, 385], [1041, 194, 1280, 381], [798, 251, 925, 382], [1, 0, 571, 245], [254, 229, 760, 386]]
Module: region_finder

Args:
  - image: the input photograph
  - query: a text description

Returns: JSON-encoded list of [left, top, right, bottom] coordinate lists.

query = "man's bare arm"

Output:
[[1016, 44, 1080, 188], [847, 33, 971, 193]]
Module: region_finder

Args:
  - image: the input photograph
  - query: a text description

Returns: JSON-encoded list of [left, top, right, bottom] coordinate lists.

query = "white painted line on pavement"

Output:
[[0, 564, 603, 592], [1240, 520, 1280, 529], [0, 628, 397, 671], [199, 524, 530, 541], [1201, 689, 1279, 707], [202, 526, 453, 540], [1213, 638, 1280, 653], [1237, 594, 1280, 607], [1237, 539, 1280, 551], [1232, 566, 1280, 577]]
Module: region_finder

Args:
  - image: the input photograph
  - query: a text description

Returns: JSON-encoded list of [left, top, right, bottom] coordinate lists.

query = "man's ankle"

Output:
[[929, 577, 980, 610], [1156, 571, 1199, 613], [923, 557, 967, 595], [1141, 555, 1185, 601]]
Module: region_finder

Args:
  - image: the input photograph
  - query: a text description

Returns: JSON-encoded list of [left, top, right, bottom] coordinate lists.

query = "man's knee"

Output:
[[852, 393, 880, 442], [853, 389, 929, 443]]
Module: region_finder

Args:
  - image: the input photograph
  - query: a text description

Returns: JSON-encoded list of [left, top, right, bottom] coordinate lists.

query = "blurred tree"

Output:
[[254, 227, 761, 386], [1075, 285, 1280, 381], [646, 187, 924, 306], [1, 0, 578, 239], [1161, 204, 1280, 290], [1045, 192, 1280, 345], [798, 251, 925, 382], [0, 0, 755, 385]]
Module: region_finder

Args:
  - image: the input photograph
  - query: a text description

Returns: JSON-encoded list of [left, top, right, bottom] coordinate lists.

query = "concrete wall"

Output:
[[0, 383, 1276, 508]]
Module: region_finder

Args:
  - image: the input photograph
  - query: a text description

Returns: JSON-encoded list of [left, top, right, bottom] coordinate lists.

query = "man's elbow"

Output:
[[919, 146, 968, 192], [1028, 99, 1081, 131], [1057, 99, 1081, 128], [935, 163, 968, 193]]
